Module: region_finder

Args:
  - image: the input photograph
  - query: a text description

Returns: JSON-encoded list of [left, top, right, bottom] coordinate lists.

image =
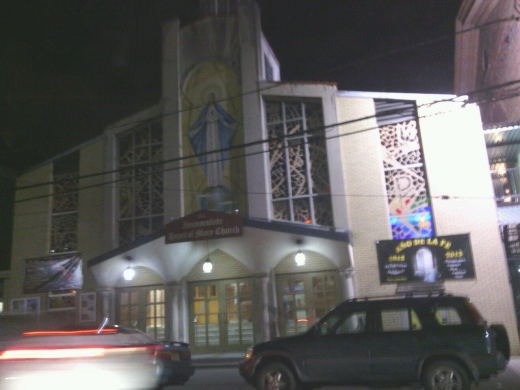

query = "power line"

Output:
[[8, 13, 518, 156], [13, 88, 512, 205], [14, 74, 520, 194]]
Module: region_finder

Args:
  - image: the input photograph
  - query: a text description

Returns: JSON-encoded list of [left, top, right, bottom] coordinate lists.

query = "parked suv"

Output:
[[239, 294, 510, 390]]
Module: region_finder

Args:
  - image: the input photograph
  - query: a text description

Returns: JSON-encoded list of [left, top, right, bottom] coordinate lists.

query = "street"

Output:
[[167, 359, 520, 390]]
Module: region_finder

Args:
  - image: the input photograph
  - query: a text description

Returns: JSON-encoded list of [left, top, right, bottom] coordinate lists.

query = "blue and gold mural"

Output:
[[182, 60, 247, 215]]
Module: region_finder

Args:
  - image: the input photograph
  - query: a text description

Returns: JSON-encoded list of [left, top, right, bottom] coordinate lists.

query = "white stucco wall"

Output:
[[336, 95, 392, 298], [5, 165, 52, 304], [418, 98, 520, 353], [337, 92, 519, 353], [78, 140, 106, 290]]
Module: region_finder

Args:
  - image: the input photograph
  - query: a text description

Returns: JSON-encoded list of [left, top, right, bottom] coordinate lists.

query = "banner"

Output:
[[376, 234, 475, 284], [24, 254, 83, 293], [165, 210, 243, 244]]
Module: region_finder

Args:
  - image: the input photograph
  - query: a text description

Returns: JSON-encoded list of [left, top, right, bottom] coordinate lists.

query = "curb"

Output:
[[192, 354, 243, 369]]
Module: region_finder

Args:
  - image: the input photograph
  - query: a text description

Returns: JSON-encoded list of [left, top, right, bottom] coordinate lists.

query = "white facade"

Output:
[[5, 0, 519, 354]]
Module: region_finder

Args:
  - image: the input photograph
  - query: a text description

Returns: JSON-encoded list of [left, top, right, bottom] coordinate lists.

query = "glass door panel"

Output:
[[193, 284, 220, 347], [225, 281, 253, 346], [277, 272, 341, 337], [118, 288, 165, 340], [190, 279, 253, 353]]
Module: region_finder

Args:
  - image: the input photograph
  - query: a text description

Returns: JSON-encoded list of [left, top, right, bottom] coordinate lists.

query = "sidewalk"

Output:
[[192, 352, 244, 369]]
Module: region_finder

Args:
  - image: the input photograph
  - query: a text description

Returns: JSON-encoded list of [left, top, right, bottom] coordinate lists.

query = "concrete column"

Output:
[[180, 278, 189, 343], [98, 288, 115, 324], [260, 275, 270, 342], [339, 267, 356, 300], [171, 283, 181, 341]]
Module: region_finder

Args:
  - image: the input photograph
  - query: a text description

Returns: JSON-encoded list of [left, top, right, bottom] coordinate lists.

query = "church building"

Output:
[[5, 0, 519, 354]]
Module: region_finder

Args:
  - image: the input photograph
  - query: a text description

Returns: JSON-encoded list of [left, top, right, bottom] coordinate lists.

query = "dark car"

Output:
[[239, 294, 510, 390], [155, 340, 195, 388]]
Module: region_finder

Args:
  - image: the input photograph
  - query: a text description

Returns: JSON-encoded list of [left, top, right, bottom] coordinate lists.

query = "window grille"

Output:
[[376, 100, 434, 239], [265, 99, 332, 226], [117, 121, 164, 246], [265, 55, 274, 81], [51, 152, 79, 253]]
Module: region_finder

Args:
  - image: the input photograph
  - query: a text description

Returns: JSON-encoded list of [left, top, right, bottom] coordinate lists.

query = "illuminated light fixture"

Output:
[[123, 255, 135, 281], [295, 239, 305, 266], [203, 258, 213, 273], [123, 266, 135, 281]]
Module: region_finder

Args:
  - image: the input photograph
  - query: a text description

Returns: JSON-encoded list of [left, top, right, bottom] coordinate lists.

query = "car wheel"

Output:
[[490, 324, 510, 361], [255, 362, 296, 390], [423, 360, 470, 390]]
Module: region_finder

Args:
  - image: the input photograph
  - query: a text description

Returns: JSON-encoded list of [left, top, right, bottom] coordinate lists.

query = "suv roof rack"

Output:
[[396, 281, 446, 296]]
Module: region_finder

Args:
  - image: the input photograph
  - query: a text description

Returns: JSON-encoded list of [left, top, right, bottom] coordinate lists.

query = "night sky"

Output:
[[1, 0, 462, 172]]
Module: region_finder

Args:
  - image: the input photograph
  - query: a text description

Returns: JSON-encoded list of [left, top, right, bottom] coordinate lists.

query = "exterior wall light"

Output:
[[203, 258, 213, 273], [123, 266, 135, 281], [295, 239, 305, 266], [123, 255, 135, 281]]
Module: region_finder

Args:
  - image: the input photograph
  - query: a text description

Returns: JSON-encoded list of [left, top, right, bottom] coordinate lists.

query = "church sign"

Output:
[[376, 234, 475, 284], [165, 210, 243, 244]]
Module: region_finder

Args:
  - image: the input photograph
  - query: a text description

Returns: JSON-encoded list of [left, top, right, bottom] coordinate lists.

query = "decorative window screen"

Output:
[[265, 55, 274, 81], [51, 152, 79, 253], [377, 100, 434, 239], [265, 99, 333, 226], [118, 121, 164, 246]]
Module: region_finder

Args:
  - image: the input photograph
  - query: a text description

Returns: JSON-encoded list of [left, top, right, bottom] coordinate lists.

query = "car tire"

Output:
[[490, 323, 510, 361], [422, 359, 470, 390], [255, 362, 296, 390]]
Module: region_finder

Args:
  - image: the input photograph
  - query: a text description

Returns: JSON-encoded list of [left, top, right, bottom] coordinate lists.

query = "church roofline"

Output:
[[87, 217, 351, 268]]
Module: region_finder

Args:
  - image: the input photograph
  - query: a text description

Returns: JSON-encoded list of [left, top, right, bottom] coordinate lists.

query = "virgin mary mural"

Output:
[[182, 60, 246, 215], [188, 92, 237, 188]]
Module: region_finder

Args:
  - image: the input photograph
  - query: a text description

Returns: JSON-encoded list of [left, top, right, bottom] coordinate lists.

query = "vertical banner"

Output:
[[376, 234, 475, 284], [24, 253, 83, 293]]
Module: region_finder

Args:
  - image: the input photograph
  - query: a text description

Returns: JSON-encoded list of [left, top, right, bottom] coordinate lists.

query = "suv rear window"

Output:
[[435, 307, 462, 325], [432, 299, 484, 326]]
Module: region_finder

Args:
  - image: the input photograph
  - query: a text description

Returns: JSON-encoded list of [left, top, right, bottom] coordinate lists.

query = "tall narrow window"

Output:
[[376, 100, 434, 239], [51, 152, 79, 253], [264, 55, 274, 81], [266, 99, 332, 226], [118, 121, 164, 246]]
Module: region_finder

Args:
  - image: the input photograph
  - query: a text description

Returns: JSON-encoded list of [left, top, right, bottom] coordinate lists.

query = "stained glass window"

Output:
[[380, 119, 434, 239], [266, 99, 332, 226], [117, 121, 164, 246], [51, 153, 79, 253]]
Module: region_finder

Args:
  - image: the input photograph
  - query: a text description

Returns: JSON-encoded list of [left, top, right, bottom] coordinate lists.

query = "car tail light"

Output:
[[0, 346, 154, 361], [22, 329, 118, 337]]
